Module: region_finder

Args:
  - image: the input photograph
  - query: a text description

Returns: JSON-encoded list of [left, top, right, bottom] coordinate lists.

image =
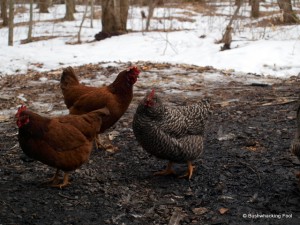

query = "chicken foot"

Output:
[[51, 172, 70, 189], [95, 135, 118, 152], [95, 135, 105, 150], [154, 162, 176, 176], [40, 169, 61, 185], [178, 161, 195, 180]]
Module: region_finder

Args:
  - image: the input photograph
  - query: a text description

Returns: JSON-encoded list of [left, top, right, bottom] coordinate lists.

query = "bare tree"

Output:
[[90, 0, 94, 28], [8, 0, 14, 46], [277, 0, 298, 23], [220, 26, 233, 51], [27, 0, 34, 42], [64, 0, 75, 20], [251, 0, 260, 18], [235, 0, 242, 5], [218, 0, 243, 50], [145, 0, 160, 31], [39, 0, 50, 13], [95, 0, 129, 41], [77, 0, 89, 43], [1, 0, 8, 26]]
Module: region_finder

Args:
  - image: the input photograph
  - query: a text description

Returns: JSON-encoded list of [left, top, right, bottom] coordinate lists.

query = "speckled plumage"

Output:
[[132, 91, 211, 167]]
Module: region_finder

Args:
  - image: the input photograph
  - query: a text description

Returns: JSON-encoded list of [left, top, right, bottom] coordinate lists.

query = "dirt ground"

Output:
[[1, 62, 300, 225]]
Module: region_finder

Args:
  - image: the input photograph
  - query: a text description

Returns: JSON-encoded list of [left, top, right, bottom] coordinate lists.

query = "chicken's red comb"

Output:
[[128, 66, 140, 75], [15, 105, 27, 118], [148, 89, 155, 99]]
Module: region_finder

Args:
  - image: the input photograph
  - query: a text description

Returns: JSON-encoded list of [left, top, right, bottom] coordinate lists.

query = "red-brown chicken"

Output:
[[16, 105, 109, 188], [60, 66, 140, 148]]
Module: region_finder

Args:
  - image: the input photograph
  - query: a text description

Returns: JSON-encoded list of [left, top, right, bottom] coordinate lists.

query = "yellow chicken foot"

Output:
[[95, 135, 118, 152], [41, 169, 60, 185], [95, 135, 103, 149], [51, 172, 70, 189], [154, 162, 176, 176], [178, 161, 194, 180]]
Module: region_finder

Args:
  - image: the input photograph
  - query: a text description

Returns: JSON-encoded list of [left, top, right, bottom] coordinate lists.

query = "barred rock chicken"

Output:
[[291, 103, 300, 181], [16, 105, 109, 188], [60, 66, 140, 149], [132, 90, 211, 179]]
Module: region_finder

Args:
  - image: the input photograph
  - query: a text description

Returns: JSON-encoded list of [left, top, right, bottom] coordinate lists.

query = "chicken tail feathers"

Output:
[[60, 66, 79, 89]]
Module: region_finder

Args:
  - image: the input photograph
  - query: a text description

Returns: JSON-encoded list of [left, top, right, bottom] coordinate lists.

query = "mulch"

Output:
[[1, 62, 300, 225]]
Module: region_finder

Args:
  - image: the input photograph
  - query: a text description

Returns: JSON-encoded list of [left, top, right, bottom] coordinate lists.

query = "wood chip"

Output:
[[219, 207, 229, 214], [192, 207, 208, 215]]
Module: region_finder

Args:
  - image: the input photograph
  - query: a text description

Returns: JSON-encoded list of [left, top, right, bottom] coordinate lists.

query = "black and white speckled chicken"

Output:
[[132, 90, 211, 179], [291, 103, 300, 180]]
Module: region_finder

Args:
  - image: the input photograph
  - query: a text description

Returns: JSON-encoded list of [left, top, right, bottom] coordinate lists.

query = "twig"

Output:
[[226, 161, 262, 187], [260, 99, 297, 106], [161, 32, 178, 55], [58, 192, 79, 200], [1, 200, 17, 215], [238, 161, 262, 186]]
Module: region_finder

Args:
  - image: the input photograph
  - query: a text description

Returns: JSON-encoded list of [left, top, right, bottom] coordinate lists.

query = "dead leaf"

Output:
[[0, 115, 10, 122], [219, 207, 229, 214]]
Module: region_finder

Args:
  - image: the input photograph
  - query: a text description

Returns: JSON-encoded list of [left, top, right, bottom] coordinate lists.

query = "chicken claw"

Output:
[[51, 173, 70, 189], [40, 169, 61, 185], [95, 135, 118, 153], [95, 136, 105, 150], [154, 162, 176, 176], [178, 161, 195, 180]]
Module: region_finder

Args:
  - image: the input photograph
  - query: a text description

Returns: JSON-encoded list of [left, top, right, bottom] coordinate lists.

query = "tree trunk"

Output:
[[235, 0, 242, 5], [27, 0, 34, 41], [39, 0, 49, 13], [277, 0, 298, 23], [77, 0, 89, 43], [95, 0, 129, 40], [119, 0, 129, 31], [90, 0, 94, 28], [8, 0, 14, 46], [1, 0, 8, 26], [64, 0, 75, 20], [146, 0, 160, 31], [223, 0, 241, 35], [251, 0, 260, 18]]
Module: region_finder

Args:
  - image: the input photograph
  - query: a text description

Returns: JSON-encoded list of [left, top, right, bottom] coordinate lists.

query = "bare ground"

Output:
[[1, 62, 300, 225]]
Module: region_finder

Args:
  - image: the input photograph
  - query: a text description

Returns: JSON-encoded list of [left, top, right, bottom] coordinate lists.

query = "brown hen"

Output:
[[16, 105, 109, 188], [60, 66, 140, 149]]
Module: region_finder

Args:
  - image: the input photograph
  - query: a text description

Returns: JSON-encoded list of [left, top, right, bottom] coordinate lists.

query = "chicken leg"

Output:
[[154, 161, 176, 176], [178, 161, 194, 180], [51, 172, 70, 189], [41, 169, 61, 185]]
